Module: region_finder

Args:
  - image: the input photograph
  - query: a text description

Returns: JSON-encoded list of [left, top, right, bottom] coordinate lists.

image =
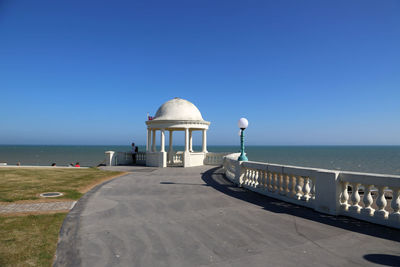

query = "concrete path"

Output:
[[0, 201, 76, 214], [55, 166, 400, 267]]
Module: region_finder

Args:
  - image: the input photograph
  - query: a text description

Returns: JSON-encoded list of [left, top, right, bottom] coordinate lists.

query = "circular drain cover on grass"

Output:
[[40, 192, 63, 198]]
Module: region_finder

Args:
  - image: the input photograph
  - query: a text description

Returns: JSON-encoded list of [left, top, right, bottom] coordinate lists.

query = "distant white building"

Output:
[[145, 97, 210, 167]]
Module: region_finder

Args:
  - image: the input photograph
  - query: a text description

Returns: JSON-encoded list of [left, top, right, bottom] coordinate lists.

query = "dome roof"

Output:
[[153, 98, 204, 121]]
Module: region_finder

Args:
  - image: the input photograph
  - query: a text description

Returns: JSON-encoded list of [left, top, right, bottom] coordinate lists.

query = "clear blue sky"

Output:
[[1, 0, 399, 145]]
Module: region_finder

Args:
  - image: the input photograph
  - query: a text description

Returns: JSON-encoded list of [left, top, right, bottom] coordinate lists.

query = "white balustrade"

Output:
[[204, 152, 230, 165], [222, 153, 400, 230]]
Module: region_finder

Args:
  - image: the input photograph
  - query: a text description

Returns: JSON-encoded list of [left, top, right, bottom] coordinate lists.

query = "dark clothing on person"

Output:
[[132, 145, 137, 165]]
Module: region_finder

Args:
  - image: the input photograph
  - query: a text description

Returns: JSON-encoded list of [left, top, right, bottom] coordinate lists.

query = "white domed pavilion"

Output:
[[145, 98, 210, 167]]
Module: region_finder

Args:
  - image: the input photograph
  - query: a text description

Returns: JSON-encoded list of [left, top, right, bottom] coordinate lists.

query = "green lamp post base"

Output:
[[238, 129, 248, 161], [238, 153, 248, 161]]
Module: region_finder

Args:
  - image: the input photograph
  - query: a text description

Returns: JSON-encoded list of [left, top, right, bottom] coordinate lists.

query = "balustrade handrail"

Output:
[[339, 171, 400, 187]]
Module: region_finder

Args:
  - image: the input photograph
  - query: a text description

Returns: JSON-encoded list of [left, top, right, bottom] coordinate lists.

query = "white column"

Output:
[[160, 129, 165, 152], [152, 129, 156, 152], [185, 128, 189, 152], [202, 129, 207, 152], [189, 130, 193, 152], [169, 130, 173, 152], [146, 128, 151, 152]]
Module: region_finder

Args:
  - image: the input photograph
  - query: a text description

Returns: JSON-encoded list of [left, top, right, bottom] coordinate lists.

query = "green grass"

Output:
[[0, 167, 125, 266], [0, 213, 66, 267], [0, 167, 123, 202]]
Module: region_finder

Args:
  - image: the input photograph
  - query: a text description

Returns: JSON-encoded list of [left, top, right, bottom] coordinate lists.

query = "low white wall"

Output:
[[222, 154, 400, 230], [184, 152, 205, 167], [146, 152, 167, 167], [105, 151, 146, 166]]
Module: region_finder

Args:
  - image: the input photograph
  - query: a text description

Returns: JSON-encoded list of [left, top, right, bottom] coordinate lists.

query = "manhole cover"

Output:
[[40, 192, 63, 198]]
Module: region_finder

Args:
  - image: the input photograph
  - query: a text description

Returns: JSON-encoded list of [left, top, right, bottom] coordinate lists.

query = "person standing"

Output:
[[131, 142, 137, 165]]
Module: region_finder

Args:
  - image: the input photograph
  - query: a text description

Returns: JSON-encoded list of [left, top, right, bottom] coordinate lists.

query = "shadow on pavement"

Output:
[[201, 167, 400, 243], [363, 254, 400, 266], [160, 181, 209, 186]]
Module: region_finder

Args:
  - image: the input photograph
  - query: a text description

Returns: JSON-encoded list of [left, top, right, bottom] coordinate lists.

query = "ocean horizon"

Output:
[[0, 145, 399, 175]]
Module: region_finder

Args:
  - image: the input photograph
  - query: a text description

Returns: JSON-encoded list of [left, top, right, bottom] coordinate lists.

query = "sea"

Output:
[[0, 145, 399, 175]]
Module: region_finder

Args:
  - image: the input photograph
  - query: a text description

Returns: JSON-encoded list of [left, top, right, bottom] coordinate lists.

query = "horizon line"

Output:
[[1, 144, 400, 147]]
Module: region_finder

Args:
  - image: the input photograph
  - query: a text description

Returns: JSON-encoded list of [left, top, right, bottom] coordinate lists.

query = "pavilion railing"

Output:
[[105, 151, 146, 166], [222, 153, 400, 230], [204, 152, 231, 165], [167, 151, 184, 166]]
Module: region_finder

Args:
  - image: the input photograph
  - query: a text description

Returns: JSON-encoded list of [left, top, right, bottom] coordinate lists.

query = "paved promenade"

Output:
[[55, 166, 400, 267]]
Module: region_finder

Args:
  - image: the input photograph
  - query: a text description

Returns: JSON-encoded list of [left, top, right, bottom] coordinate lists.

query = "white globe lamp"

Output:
[[238, 118, 249, 129]]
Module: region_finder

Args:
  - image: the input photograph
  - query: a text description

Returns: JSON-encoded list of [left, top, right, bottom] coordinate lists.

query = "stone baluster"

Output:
[[255, 170, 259, 187], [250, 169, 255, 186], [310, 178, 316, 200], [245, 169, 249, 185], [256, 170, 263, 189], [280, 174, 287, 195], [253, 170, 260, 188], [261, 170, 265, 189], [259, 170, 264, 189], [264, 171, 268, 189], [340, 181, 350, 211], [243, 169, 248, 185], [374, 186, 388, 219], [277, 173, 282, 194], [295, 176, 303, 200], [270, 173, 275, 192], [301, 177, 311, 201], [349, 183, 362, 213], [389, 187, 400, 223], [274, 173, 279, 193], [281, 173, 286, 195], [361, 184, 375, 216], [267, 172, 272, 191], [288, 175, 296, 198], [286, 174, 291, 196]]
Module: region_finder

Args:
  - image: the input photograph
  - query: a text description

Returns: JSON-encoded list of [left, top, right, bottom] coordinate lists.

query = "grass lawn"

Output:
[[0, 167, 123, 202], [0, 167, 125, 266], [0, 213, 66, 267]]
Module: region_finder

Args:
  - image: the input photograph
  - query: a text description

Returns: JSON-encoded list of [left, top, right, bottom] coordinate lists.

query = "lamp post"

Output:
[[238, 118, 249, 161]]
